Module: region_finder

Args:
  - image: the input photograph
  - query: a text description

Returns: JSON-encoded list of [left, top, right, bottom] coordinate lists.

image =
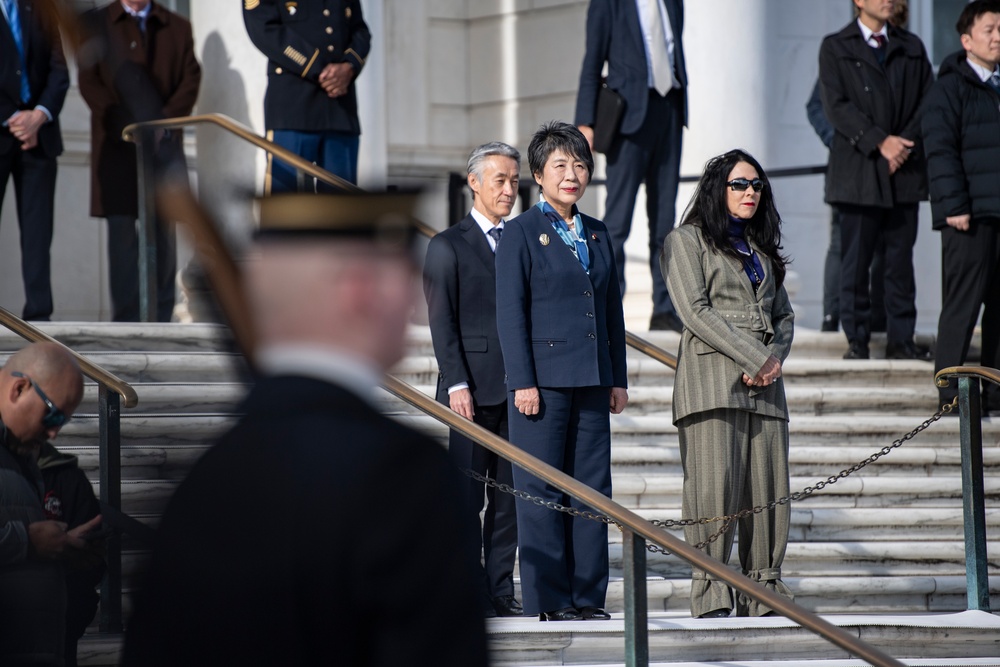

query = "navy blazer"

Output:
[[575, 0, 688, 135], [0, 0, 67, 158], [496, 206, 628, 391], [423, 214, 507, 407]]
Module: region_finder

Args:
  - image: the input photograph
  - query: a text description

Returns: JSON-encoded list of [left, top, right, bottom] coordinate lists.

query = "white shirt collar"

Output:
[[965, 58, 998, 83], [857, 18, 888, 47], [470, 207, 503, 235], [121, 1, 152, 19], [256, 344, 383, 408]]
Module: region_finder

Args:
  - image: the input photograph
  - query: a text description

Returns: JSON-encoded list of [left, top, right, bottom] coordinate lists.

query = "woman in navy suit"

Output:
[[496, 121, 628, 621]]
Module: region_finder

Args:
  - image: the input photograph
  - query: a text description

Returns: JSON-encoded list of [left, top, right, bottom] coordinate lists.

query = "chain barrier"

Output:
[[463, 399, 958, 555]]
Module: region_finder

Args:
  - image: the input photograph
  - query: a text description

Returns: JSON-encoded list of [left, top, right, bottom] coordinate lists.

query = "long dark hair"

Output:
[[680, 149, 789, 288]]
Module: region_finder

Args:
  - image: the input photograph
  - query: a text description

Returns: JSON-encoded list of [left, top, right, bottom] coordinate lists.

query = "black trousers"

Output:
[[823, 206, 886, 329], [106, 215, 177, 322], [837, 203, 918, 346], [934, 219, 1000, 405], [448, 401, 518, 600], [604, 88, 684, 316], [0, 146, 56, 320]]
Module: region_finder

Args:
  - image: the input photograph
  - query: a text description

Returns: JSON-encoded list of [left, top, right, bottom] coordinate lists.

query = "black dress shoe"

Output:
[[650, 311, 684, 333], [539, 607, 583, 621], [696, 608, 731, 619], [885, 340, 933, 361], [492, 595, 524, 617], [820, 314, 839, 332], [580, 606, 611, 620], [843, 341, 870, 359]]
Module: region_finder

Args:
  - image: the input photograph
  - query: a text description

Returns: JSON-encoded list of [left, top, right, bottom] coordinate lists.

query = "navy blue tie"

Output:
[[487, 226, 502, 252], [989, 71, 1000, 97], [4, 0, 31, 103]]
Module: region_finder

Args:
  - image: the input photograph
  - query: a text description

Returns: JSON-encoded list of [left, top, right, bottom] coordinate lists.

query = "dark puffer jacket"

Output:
[[922, 50, 1000, 230]]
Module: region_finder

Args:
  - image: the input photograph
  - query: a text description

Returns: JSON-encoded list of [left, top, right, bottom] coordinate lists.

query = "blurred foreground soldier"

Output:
[[922, 0, 1000, 411], [122, 192, 489, 666], [0, 343, 102, 666]]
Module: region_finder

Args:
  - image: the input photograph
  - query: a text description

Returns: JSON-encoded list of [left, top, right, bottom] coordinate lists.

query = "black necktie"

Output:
[[872, 34, 887, 65], [487, 226, 503, 252], [989, 71, 1000, 97]]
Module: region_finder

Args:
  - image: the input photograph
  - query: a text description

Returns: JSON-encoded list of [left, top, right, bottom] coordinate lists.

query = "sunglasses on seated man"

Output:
[[727, 177, 764, 192], [11, 371, 71, 428]]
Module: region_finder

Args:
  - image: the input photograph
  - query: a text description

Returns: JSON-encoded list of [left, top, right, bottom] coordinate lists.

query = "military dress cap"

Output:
[[255, 190, 421, 247]]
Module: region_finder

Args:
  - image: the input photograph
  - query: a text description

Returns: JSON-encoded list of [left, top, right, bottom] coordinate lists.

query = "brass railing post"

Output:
[[957, 376, 991, 611], [98, 385, 124, 631], [136, 129, 158, 322], [623, 530, 649, 667]]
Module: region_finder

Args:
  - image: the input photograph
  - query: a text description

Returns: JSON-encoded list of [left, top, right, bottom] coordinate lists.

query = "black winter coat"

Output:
[[921, 51, 1000, 230], [819, 21, 934, 207]]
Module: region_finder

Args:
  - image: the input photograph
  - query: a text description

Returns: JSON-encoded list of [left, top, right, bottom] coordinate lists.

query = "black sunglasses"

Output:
[[11, 372, 70, 429], [727, 177, 764, 192]]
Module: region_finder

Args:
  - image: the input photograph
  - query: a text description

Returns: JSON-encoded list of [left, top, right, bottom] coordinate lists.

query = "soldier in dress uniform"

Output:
[[244, 0, 371, 190]]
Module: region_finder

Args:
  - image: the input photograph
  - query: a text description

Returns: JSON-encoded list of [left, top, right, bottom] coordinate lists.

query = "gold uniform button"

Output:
[[323, 8, 330, 16], [327, 45, 334, 52], [275, 67, 283, 74], [326, 26, 333, 34]]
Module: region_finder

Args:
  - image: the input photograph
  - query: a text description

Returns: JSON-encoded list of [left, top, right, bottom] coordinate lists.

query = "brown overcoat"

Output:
[[78, 1, 201, 218]]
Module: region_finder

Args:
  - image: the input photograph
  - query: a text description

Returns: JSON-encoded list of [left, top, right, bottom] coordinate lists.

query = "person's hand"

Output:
[[514, 387, 540, 416], [28, 520, 72, 560], [449, 387, 475, 420], [64, 516, 106, 569], [319, 62, 354, 98], [742, 373, 754, 387], [609, 387, 628, 414], [752, 355, 782, 387], [946, 214, 970, 231], [8, 109, 45, 150], [577, 125, 594, 151], [879, 135, 914, 173]]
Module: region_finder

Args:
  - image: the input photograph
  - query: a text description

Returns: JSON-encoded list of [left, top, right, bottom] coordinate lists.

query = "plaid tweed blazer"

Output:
[[661, 223, 794, 424]]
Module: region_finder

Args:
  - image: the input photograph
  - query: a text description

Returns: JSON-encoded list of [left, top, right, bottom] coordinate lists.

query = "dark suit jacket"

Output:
[[575, 0, 688, 135], [78, 1, 202, 217], [122, 376, 488, 667], [819, 21, 933, 208], [0, 0, 67, 159], [496, 206, 628, 391], [424, 214, 507, 407]]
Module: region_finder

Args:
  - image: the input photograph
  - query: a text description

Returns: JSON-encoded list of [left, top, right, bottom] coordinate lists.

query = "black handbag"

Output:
[[592, 82, 625, 154]]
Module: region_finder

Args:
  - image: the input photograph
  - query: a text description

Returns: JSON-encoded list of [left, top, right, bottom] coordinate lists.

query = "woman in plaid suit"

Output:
[[660, 149, 795, 619]]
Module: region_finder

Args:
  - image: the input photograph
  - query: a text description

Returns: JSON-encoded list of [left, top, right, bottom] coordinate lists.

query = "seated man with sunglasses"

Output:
[[0, 342, 103, 666]]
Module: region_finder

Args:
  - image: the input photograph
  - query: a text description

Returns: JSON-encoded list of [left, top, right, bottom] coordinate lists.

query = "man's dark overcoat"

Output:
[[78, 1, 201, 218]]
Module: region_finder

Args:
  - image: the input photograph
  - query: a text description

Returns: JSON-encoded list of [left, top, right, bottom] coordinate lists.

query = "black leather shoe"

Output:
[[650, 311, 684, 333], [843, 341, 870, 359], [885, 340, 933, 361], [820, 315, 839, 332], [492, 595, 524, 617], [696, 608, 731, 619], [580, 606, 611, 620], [539, 607, 583, 621]]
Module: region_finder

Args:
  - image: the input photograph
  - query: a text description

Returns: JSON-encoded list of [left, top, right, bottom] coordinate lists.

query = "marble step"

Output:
[[75, 611, 1000, 667], [78, 382, 249, 413], [485, 610, 1000, 666]]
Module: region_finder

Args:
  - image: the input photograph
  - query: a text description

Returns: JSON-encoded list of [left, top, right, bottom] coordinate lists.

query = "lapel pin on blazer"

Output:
[[539, 233, 550, 246], [590, 233, 598, 242]]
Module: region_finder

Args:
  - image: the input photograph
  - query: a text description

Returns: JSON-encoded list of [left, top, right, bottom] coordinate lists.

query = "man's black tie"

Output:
[[989, 71, 1000, 97], [872, 34, 887, 65]]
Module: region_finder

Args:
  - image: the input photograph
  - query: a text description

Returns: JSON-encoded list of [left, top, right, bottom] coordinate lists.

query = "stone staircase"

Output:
[[2, 323, 998, 666]]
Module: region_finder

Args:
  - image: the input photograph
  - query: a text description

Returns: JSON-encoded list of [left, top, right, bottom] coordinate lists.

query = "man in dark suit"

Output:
[[819, 0, 934, 360], [122, 192, 488, 666], [575, 0, 687, 332], [1, 0, 68, 321], [244, 0, 371, 189], [78, 0, 202, 322], [424, 141, 522, 617]]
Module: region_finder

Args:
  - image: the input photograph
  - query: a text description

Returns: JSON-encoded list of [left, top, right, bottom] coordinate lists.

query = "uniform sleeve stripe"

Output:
[[301, 48, 320, 78]]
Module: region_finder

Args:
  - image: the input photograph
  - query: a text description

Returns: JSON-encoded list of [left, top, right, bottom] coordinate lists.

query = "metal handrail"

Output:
[[0, 306, 138, 408], [123, 113, 677, 369], [935, 366, 997, 612], [0, 306, 137, 632], [137, 115, 907, 666]]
